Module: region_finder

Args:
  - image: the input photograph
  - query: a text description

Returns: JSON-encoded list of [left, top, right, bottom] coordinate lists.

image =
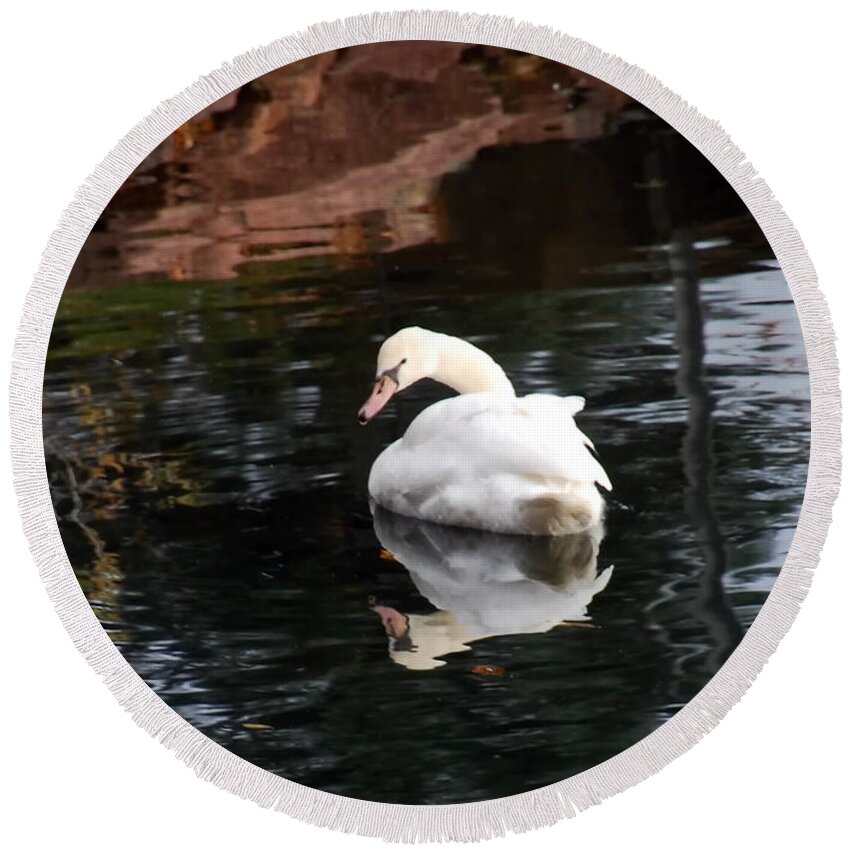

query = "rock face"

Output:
[[68, 42, 634, 287]]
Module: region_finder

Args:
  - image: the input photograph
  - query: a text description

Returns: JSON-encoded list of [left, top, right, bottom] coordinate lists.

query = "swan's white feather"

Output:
[[369, 390, 611, 535]]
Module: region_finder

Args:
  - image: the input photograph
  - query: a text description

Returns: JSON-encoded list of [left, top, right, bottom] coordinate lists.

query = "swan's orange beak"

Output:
[[358, 375, 397, 424]]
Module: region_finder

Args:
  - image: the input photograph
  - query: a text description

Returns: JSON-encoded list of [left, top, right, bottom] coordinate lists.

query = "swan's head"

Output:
[[358, 327, 439, 424]]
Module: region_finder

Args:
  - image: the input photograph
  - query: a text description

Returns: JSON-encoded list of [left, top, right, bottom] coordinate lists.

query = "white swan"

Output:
[[358, 327, 611, 536]]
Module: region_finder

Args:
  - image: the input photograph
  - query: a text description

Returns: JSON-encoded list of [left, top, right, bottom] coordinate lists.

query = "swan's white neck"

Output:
[[431, 335, 515, 396]]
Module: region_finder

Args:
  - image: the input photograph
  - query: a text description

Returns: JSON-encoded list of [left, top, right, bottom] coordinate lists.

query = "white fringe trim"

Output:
[[8, 9, 840, 843]]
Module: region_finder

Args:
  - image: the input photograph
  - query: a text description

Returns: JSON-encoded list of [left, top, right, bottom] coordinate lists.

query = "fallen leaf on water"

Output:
[[242, 723, 273, 731], [379, 548, 396, 561], [470, 665, 506, 677]]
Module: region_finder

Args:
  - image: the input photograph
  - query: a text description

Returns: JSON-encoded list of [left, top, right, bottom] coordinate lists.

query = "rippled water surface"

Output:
[[44, 43, 809, 804]]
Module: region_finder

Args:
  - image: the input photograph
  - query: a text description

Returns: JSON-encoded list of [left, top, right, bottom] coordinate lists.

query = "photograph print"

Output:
[[44, 41, 809, 805]]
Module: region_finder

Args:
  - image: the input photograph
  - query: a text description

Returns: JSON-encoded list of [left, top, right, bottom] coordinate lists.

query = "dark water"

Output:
[[44, 63, 809, 804]]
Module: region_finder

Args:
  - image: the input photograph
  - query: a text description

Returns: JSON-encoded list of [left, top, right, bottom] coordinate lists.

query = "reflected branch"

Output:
[[672, 228, 743, 671]]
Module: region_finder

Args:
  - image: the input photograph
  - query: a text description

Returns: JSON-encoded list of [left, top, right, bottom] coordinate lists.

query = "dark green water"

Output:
[[44, 120, 809, 804]]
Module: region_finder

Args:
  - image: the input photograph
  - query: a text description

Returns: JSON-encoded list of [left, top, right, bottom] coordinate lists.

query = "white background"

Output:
[[1, 1, 847, 847]]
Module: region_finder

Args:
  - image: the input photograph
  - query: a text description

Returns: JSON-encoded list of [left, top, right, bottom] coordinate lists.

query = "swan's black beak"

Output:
[[358, 375, 397, 424]]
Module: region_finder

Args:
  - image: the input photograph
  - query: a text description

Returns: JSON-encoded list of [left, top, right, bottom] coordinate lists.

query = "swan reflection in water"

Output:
[[369, 507, 613, 670]]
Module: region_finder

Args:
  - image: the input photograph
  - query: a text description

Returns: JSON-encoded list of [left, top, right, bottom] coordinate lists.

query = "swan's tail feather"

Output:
[[521, 494, 598, 536]]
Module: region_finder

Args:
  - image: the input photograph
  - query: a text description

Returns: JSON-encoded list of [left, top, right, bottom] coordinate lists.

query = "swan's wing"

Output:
[[399, 392, 611, 492], [517, 394, 612, 491], [400, 392, 508, 447], [520, 394, 586, 418]]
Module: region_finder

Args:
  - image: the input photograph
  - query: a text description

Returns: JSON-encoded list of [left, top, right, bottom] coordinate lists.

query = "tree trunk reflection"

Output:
[[672, 229, 743, 671]]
